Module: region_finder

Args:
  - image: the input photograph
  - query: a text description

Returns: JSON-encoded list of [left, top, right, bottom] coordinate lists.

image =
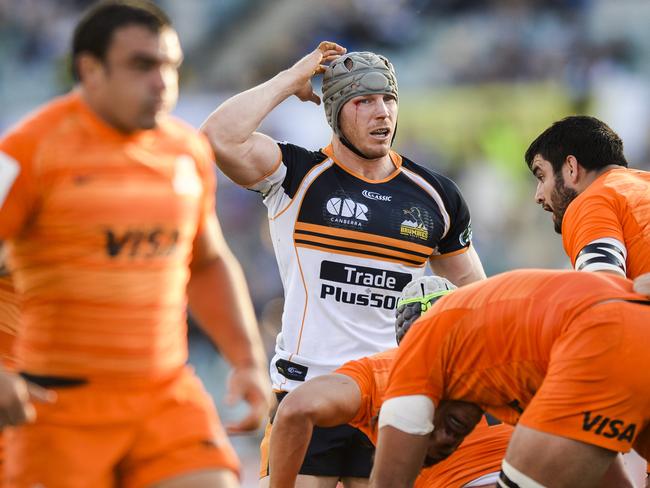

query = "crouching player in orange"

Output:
[[267, 276, 512, 488], [0, 1, 270, 487], [371, 269, 650, 488]]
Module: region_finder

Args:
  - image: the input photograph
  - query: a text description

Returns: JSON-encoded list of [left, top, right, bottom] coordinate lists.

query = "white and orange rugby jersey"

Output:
[[0, 92, 216, 379], [562, 167, 650, 278], [249, 142, 474, 391]]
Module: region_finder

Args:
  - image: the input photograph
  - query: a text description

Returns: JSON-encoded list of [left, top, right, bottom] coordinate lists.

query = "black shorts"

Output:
[[265, 391, 375, 478]]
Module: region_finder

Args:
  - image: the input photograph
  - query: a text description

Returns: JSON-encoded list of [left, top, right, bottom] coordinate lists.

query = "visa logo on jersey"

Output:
[[105, 228, 179, 258], [582, 411, 636, 443]]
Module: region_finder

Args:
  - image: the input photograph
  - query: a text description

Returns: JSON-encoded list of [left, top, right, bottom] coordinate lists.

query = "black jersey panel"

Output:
[[278, 142, 328, 199], [401, 157, 472, 254]]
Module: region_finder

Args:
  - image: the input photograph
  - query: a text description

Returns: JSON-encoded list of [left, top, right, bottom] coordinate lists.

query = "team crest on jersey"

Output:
[[459, 223, 472, 246], [324, 193, 370, 228], [400, 206, 429, 240], [173, 155, 202, 196]]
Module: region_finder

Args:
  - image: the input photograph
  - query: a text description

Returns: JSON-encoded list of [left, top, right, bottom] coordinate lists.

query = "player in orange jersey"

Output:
[[525, 115, 650, 279], [526, 115, 650, 483], [266, 276, 511, 488], [370, 269, 650, 487], [0, 2, 269, 487]]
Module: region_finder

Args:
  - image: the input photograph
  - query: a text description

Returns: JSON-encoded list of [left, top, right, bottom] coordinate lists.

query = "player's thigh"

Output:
[[505, 424, 617, 487], [293, 475, 340, 488], [149, 469, 238, 488], [341, 476, 369, 487], [259, 473, 342, 487]]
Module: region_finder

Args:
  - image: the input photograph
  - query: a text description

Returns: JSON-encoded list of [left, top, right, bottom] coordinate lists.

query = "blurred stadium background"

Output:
[[2, 0, 650, 485]]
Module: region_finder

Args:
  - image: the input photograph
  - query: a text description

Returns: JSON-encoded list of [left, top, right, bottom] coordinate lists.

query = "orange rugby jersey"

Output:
[[384, 269, 645, 425], [562, 167, 650, 279], [0, 275, 18, 366], [0, 92, 215, 378], [336, 349, 512, 487]]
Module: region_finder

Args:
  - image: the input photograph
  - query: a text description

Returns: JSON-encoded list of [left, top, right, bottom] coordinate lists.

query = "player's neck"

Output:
[[581, 164, 623, 191], [330, 137, 396, 181]]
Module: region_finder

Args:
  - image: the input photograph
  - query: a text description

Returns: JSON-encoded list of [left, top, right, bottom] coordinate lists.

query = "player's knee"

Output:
[[151, 469, 239, 488]]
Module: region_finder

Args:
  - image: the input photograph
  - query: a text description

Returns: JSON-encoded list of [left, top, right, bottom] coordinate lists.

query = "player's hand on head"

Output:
[[0, 371, 56, 428], [290, 41, 346, 105], [223, 364, 271, 434]]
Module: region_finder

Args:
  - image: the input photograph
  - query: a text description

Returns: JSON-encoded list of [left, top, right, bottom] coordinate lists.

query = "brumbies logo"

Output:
[[459, 223, 472, 247], [400, 207, 428, 240], [582, 411, 636, 443]]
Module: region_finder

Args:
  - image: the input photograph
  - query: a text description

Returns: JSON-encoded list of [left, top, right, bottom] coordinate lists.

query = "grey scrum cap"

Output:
[[322, 51, 398, 137]]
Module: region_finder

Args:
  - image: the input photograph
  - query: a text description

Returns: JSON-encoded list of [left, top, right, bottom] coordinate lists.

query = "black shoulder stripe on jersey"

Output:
[[576, 242, 625, 272], [278, 143, 328, 199]]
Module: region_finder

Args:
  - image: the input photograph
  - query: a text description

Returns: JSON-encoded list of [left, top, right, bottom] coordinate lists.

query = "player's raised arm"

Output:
[[200, 41, 346, 186], [268, 373, 362, 488], [187, 212, 271, 433]]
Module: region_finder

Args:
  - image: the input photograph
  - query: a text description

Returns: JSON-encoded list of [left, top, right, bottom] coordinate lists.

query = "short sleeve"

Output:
[[384, 315, 445, 405], [247, 142, 327, 199], [436, 177, 472, 256], [335, 357, 376, 430], [0, 129, 40, 240], [562, 191, 625, 270]]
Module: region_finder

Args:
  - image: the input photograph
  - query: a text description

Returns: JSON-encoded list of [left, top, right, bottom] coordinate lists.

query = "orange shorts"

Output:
[[4, 366, 239, 488], [520, 300, 650, 457]]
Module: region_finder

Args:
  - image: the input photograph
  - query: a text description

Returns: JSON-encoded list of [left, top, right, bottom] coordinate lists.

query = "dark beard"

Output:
[[551, 173, 579, 234]]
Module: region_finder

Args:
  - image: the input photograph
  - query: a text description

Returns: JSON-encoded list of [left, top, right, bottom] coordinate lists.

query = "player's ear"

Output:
[[76, 53, 104, 86], [564, 155, 580, 185]]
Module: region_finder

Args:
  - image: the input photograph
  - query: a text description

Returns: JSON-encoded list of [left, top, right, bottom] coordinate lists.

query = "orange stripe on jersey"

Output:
[[562, 168, 650, 279], [294, 232, 429, 266], [321, 145, 403, 184], [295, 222, 433, 256], [0, 93, 215, 378], [295, 242, 428, 267]]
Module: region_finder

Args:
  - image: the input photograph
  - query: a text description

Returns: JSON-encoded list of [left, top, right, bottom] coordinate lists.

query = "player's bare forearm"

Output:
[[188, 214, 266, 369], [430, 245, 486, 286], [200, 42, 345, 186], [187, 249, 266, 370], [370, 425, 429, 488], [269, 375, 362, 487]]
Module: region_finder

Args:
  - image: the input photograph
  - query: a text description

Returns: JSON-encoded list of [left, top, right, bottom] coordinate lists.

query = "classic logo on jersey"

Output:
[[173, 155, 202, 196], [325, 196, 369, 228], [105, 227, 179, 258], [459, 223, 472, 247], [582, 411, 636, 443], [319, 260, 412, 310], [400, 207, 429, 240], [362, 189, 392, 202]]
